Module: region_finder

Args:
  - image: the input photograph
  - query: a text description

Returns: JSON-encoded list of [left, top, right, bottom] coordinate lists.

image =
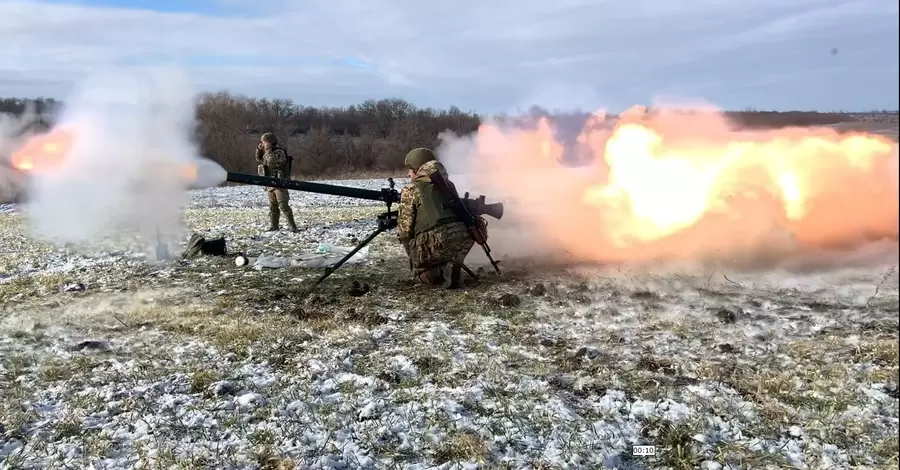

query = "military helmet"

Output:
[[404, 147, 436, 171], [261, 132, 278, 144]]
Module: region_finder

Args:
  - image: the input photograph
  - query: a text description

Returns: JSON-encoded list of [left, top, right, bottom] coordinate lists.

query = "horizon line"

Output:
[[1, 94, 898, 117]]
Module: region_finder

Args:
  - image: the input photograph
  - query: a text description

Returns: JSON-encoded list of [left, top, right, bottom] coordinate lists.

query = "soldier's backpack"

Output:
[[181, 233, 228, 260], [279, 145, 294, 178]]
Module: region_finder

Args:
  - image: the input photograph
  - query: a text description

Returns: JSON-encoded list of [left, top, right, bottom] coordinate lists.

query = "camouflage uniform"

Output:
[[397, 148, 475, 288], [255, 133, 298, 232]]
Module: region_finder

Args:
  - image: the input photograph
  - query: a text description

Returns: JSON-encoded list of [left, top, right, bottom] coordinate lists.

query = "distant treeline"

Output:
[[2, 95, 896, 177]]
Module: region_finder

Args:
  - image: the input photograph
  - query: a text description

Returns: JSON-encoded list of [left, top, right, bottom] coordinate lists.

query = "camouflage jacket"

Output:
[[397, 160, 459, 249], [256, 146, 289, 190]]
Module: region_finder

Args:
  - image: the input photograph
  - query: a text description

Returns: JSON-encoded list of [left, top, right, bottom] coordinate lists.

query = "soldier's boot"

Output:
[[282, 205, 299, 233], [266, 208, 280, 231], [418, 266, 446, 286], [449, 262, 463, 288], [440, 262, 463, 289]]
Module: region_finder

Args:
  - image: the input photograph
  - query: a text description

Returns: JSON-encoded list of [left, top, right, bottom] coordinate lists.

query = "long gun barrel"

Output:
[[226, 172, 400, 204], [225, 171, 503, 221]]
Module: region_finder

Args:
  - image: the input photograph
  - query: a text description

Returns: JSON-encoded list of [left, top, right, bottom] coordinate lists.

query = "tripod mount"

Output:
[[301, 178, 399, 296]]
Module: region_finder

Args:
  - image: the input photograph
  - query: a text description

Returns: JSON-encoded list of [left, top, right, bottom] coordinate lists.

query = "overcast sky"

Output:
[[2, 0, 898, 113]]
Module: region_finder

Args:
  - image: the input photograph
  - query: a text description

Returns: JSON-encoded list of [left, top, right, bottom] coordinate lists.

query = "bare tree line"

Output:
[[2, 95, 894, 178], [0, 94, 482, 177], [192, 93, 486, 176]]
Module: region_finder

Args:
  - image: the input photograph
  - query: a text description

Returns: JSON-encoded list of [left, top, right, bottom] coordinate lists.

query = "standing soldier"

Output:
[[396, 148, 476, 288], [255, 132, 299, 232]]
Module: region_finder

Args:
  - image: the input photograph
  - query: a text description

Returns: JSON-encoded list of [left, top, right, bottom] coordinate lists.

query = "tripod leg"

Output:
[[303, 226, 386, 294]]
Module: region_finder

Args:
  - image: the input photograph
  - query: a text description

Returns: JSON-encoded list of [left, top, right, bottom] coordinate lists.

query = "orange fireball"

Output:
[[467, 107, 899, 263], [11, 127, 200, 184], [10, 128, 75, 173]]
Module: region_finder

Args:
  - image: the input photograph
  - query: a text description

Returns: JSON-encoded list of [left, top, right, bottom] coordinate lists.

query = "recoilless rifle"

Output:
[[224, 172, 504, 293]]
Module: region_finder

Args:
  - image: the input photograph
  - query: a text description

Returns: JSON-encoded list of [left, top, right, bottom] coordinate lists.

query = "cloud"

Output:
[[1, 0, 897, 112]]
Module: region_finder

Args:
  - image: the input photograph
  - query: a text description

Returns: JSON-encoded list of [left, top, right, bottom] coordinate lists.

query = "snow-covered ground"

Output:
[[1, 181, 898, 469]]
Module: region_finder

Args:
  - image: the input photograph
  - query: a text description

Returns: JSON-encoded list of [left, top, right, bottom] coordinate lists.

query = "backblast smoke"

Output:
[[0, 68, 227, 258]]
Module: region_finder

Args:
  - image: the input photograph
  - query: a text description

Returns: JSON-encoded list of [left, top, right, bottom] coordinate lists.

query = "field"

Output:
[[0, 175, 897, 470]]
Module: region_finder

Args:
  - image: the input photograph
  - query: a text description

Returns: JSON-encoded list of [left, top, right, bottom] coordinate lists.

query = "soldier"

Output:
[[396, 148, 475, 288], [255, 132, 299, 232]]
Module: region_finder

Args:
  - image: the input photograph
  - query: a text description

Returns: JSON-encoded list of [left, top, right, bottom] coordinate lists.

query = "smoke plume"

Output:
[[436, 104, 899, 270], [0, 68, 227, 258]]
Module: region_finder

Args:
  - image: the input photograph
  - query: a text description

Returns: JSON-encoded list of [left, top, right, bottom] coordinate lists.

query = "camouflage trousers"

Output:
[[407, 221, 474, 284], [266, 188, 296, 229]]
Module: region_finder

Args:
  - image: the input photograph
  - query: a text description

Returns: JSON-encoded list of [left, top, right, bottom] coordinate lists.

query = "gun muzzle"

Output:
[[480, 202, 504, 220], [460, 196, 504, 220]]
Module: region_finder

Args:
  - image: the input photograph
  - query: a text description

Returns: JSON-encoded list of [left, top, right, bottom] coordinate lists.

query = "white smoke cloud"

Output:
[[0, 67, 227, 258]]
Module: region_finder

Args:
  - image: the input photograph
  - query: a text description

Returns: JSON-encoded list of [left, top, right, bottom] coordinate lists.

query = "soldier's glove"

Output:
[[255, 147, 265, 159]]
